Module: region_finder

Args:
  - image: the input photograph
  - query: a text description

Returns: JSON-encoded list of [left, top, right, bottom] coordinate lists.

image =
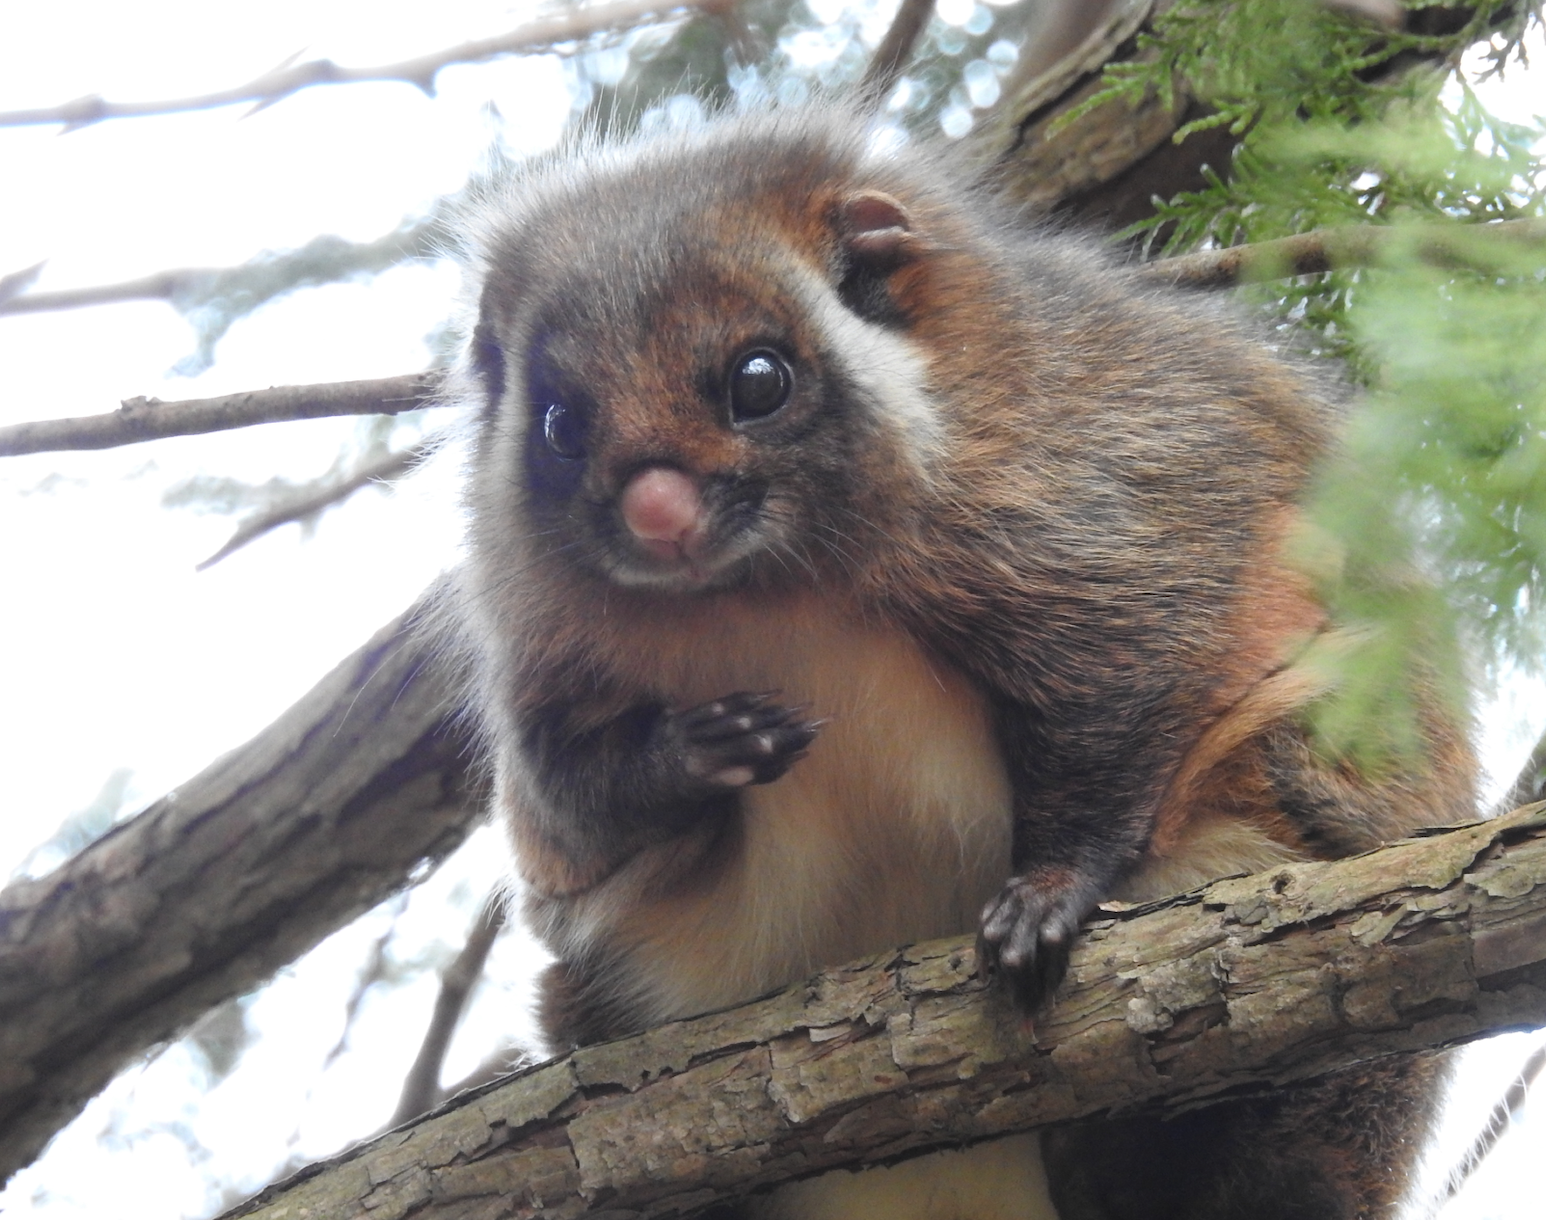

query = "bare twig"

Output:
[[1143, 217, 1546, 289], [6, 220, 1542, 462], [0, 0, 726, 131], [322, 897, 410, 1073], [856, 0, 938, 107], [0, 267, 220, 316], [0, 372, 438, 458], [1426, 1039, 1546, 1215], [196, 440, 433, 571], [390, 893, 508, 1127], [0, 262, 45, 306]]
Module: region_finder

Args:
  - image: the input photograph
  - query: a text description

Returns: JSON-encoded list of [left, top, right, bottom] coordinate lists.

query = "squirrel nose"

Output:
[[619, 466, 706, 555]]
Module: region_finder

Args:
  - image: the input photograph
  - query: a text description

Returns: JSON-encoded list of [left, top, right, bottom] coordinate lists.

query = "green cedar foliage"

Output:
[[1077, 0, 1546, 771]]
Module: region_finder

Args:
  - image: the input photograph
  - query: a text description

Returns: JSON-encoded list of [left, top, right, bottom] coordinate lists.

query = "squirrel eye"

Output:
[[729, 349, 792, 422], [543, 402, 586, 460]]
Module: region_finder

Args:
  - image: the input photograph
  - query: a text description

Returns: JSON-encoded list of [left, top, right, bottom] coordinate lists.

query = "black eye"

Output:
[[543, 402, 586, 460], [729, 349, 793, 422]]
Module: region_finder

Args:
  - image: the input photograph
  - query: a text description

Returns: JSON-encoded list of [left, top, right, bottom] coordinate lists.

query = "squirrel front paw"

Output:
[[976, 864, 1102, 1012], [664, 691, 822, 795]]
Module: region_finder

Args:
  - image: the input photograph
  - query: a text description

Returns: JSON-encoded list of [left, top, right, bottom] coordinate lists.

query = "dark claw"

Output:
[[677, 690, 779, 734], [668, 691, 823, 793], [976, 866, 1099, 1012]]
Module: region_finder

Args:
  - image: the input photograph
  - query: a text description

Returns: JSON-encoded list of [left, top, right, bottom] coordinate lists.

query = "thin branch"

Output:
[[1141, 216, 1546, 289], [322, 897, 409, 1073], [391, 892, 508, 1127], [0, 261, 45, 306], [1426, 1038, 1546, 1216], [196, 440, 433, 571], [0, 221, 440, 375], [0, 372, 437, 458], [6, 219, 1542, 461], [1321, 0, 1404, 28], [856, 0, 938, 107], [0, 267, 220, 316], [0, 0, 727, 132], [224, 804, 1546, 1220]]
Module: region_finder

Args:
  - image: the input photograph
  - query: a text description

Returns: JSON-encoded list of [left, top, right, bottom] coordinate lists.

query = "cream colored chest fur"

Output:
[[542, 594, 1014, 1027]]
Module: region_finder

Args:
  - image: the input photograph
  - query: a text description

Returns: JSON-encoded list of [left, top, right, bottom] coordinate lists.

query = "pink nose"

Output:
[[619, 466, 705, 553]]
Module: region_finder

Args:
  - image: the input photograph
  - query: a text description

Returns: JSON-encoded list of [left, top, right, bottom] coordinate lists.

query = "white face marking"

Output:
[[788, 264, 947, 484]]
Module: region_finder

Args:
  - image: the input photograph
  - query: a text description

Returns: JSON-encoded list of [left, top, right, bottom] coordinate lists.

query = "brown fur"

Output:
[[447, 107, 1476, 1220]]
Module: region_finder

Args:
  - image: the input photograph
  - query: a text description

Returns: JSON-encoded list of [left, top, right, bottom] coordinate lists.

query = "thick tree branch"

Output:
[[976, 2, 1527, 232], [0, 598, 480, 1183], [974, 0, 1175, 217], [0, 373, 437, 457], [0, 0, 728, 131], [224, 804, 1546, 1220]]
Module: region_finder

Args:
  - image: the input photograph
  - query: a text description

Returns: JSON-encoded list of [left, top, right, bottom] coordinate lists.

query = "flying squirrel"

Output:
[[446, 105, 1477, 1220]]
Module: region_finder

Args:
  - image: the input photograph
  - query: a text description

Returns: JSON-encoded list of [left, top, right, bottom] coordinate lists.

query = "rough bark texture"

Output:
[[974, 1, 1517, 235], [1, 0, 1532, 1194], [0, 599, 479, 1181], [974, 0, 1192, 226], [224, 804, 1546, 1220]]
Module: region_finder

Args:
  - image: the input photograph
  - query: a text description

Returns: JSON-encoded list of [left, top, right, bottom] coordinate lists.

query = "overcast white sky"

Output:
[[0, 3, 1543, 1218]]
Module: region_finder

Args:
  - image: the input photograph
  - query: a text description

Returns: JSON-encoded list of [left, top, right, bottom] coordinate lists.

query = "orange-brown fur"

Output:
[[448, 107, 1475, 1220]]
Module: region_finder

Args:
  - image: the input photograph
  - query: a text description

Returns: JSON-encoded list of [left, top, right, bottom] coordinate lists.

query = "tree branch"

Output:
[[391, 892, 508, 1128], [856, 0, 938, 107], [1139, 217, 1546, 289], [0, 0, 728, 131], [0, 372, 437, 458], [0, 597, 480, 1183], [974, 0, 1170, 215], [5, 218, 1541, 461], [224, 804, 1546, 1220], [0, 267, 224, 316], [195, 439, 433, 571], [976, 2, 1528, 233]]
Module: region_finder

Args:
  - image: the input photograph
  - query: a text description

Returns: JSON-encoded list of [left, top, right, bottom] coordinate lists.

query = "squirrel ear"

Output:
[[835, 190, 921, 269]]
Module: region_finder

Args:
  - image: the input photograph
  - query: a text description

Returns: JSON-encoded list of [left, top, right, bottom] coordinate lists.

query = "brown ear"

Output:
[[835, 190, 922, 269]]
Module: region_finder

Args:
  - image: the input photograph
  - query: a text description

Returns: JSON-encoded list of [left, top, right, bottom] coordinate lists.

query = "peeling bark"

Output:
[[225, 804, 1546, 1220], [0, 598, 480, 1181]]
